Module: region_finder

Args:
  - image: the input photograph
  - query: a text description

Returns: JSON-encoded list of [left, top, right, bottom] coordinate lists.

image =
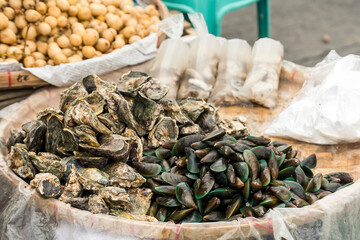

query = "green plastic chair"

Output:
[[161, 0, 270, 37]]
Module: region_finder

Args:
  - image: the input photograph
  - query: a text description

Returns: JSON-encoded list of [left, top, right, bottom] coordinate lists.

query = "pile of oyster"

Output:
[[6, 72, 247, 221]]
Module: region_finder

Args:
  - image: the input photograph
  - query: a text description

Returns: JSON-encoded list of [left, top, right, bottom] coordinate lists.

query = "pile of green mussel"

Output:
[[132, 128, 354, 223]]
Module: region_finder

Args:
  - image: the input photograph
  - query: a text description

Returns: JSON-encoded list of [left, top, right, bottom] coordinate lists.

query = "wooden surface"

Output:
[[0, 71, 49, 90]]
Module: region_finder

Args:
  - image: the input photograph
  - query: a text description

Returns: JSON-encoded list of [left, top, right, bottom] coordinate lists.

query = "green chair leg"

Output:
[[257, 0, 270, 37]]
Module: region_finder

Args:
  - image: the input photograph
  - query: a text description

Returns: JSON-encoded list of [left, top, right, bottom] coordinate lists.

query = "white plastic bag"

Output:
[[208, 39, 252, 106], [177, 13, 220, 100], [265, 50, 360, 144], [243, 38, 284, 108], [149, 14, 190, 100]]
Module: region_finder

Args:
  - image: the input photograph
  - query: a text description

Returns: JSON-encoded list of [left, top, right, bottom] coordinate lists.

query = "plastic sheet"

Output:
[[0, 34, 158, 87], [208, 39, 252, 106], [177, 13, 220, 100], [265, 51, 360, 144], [0, 86, 360, 239], [243, 38, 284, 108], [149, 14, 190, 100]]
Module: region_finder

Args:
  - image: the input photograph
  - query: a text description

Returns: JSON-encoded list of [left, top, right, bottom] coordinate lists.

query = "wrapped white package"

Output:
[[243, 38, 284, 108], [149, 14, 190, 100], [207, 39, 252, 106], [177, 13, 220, 100], [21, 34, 158, 87], [265, 51, 360, 144]]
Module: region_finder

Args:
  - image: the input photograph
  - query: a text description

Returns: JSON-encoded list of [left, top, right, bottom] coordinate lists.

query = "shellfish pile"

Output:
[[6, 72, 353, 223]]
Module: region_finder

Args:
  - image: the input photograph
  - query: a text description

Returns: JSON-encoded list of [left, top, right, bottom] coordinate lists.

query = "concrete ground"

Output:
[[222, 0, 360, 66]]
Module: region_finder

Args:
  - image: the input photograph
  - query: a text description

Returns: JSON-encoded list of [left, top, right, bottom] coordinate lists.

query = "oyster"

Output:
[[118, 71, 152, 97], [58, 128, 78, 155], [82, 74, 117, 96], [87, 194, 109, 214], [179, 98, 208, 122], [37, 108, 63, 124], [45, 114, 64, 154], [219, 116, 248, 139], [123, 188, 153, 215], [77, 167, 109, 190], [61, 156, 84, 182], [158, 99, 192, 125], [107, 92, 146, 136], [22, 120, 47, 152], [6, 128, 25, 152], [79, 134, 130, 162], [74, 151, 108, 169], [64, 99, 111, 134], [80, 91, 105, 115], [196, 104, 219, 133], [74, 125, 99, 147], [180, 124, 202, 135], [142, 83, 169, 101], [8, 144, 36, 179], [30, 173, 61, 198], [98, 113, 125, 134], [59, 82, 87, 112], [29, 152, 65, 179], [132, 92, 163, 131], [122, 128, 143, 162], [98, 186, 130, 210], [148, 117, 179, 148], [59, 165, 83, 200], [105, 162, 146, 188]]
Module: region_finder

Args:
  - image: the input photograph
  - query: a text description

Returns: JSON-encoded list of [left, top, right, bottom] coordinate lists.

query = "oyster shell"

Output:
[[61, 156, 84, 182], [180, 124, 202, 135], [74, 125, 99, 147], [219, 116, 248, 139], [80, 91, 105, 116], [30, 173, 61, 198], [29, 152, 65, 179], [158, 99, 192, 125], [45, 114, 64, 154], [22, 120, 47, 152], [77, 167, 109, 190], [82, 74, 117, 97], [196, 104, 219, 133], [37, 108, 63, 124], [105, 162, 146, 188], [59, 165, 83, 200], [6, 128, 25, 152], [79, 134, 130, 162], [59, 82, 87, 112], [98, 186, 130, 210], [125, 188, 153, 215], [87, 194, 109, 214], [64, 99, 111, 134], [107, 92, 146, 136], [148, 117, 179, 148], [122, 128, 143, 162], [118, 71, 152, 97], [179, 98, 208, 122], [74, 151, 108, 169], [132, 92, 163, 131], [58, 128, 79, 155], [142, 83, 169, 101], [98, 113, 125, 134], [8, 144, 36, 179]]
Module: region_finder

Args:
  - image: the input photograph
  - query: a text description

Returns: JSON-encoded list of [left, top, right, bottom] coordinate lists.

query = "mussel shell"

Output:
[[305, 192, 318, 204], [300, 154, 317, 169], [324, 172, 353, 184], [225, 194, 242, 219], [240, 206, 255, 217], [242, 179, 250, 200], [292, 199, 310, 207], [258, 159, 268, 172], [155, 147, 172, 159], [156, 196, 182, 207], [204, 197, 221, 214], [251, 146, 271, 160], [259, 195, 280, 208], [194, 148, 211, 159], [260, 167, 271, 187], [268, 150, 279, 180], [154, 185, 176, 195], [200, 150, 219, 164], [161, 172, 191, 186], [276, 145, 292, 154], [271, 140, 288, 147], [202, 128, 226, 142], [243, 150, 260, 179], [213, 172, 228, 186], [284, 180, 306, 200], [269, 186, 291, 202], [252, 205, 266, 217], [278, 166, 296, 179], [156, 206, 168, 222], [208, 188, 239, 199], [194, 171, 215, 199], [185, 147, 201, 174], [226, 164, 236, 184], [162, 140, 177, 150], [230, 177, 244, 189], [210, 157, 228, 173], [203, 211, 225, 222], [147, 202, 158, 217], [185, 172, 199, 180], [233, 162, 249, 182], [168, 208, 194, 223], [175, 182, 197, 209], [191, 141, 209, 150], [312, 173, 323, 192], [132, 162, 161, 177], [250, 178, 262, 192], [181, 211, 203, 223], [245, 136, 271, 146], [196, 198, 204, 214], [172, 135, 204, 156]]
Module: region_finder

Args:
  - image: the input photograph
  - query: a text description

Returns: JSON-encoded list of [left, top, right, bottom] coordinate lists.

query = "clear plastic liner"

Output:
[[280, 60, 312, 84], [208, 39, 252, 106], [1, 86, 360, 239], [265, 51, 360, 144], [243, 38, 284, 108], [149, 14, 190, 100], [177, 13, 220, 100]]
